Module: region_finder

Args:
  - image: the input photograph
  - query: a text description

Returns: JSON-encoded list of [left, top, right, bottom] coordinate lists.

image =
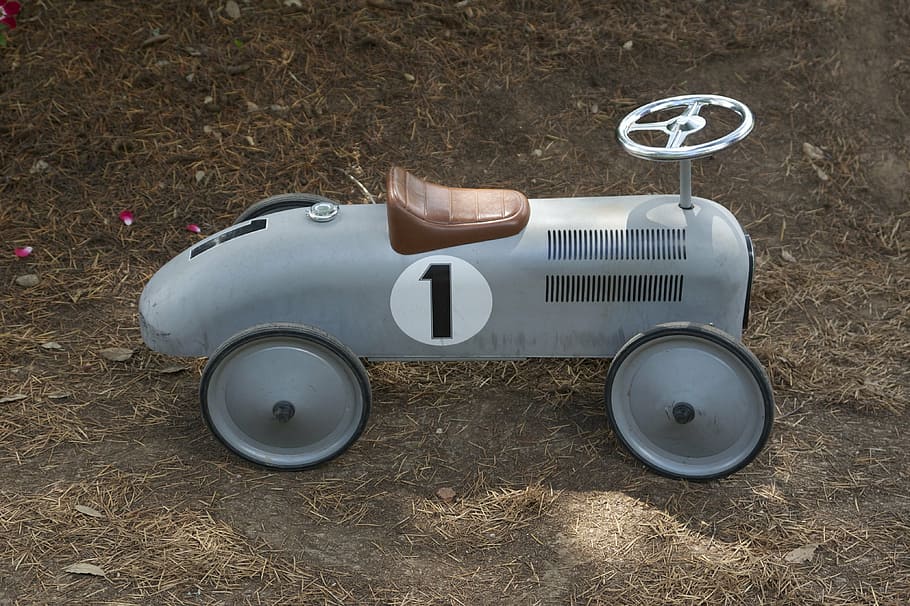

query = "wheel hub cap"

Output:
[[272, 400, 296, 423], [671, 402, 695, 424]]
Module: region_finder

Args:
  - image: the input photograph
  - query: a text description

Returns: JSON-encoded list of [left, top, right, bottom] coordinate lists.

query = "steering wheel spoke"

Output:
[[628, 118, 676, 135]]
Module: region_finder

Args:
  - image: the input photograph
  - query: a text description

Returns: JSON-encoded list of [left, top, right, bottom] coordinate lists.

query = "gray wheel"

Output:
[[200, 323, 370, 469], [605, 322, 773, 480], [235, 193, 337, 224]]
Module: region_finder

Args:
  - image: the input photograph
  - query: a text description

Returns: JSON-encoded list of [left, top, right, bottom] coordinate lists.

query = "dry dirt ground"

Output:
[[1, 1, 909, 604]]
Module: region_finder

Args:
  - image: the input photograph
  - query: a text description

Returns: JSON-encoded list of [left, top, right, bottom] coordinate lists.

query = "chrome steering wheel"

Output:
[[617, 94, 753, 162], [616, 94, 753, 208]]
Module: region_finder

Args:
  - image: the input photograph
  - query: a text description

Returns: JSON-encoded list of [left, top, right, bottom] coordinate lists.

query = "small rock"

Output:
[[815, 166, 830, 182], [403, 72, 416, 82], [781, 249, 797, 263], [784, 543, 819, 564], [15, 274, 39, 287], [41, 341, 64, 350], [532, 149, 543, 158], [225, 0, 241, 19], [195, 170, 206, 184], [622, 40, 633, 50], [435, 487, 457, 504], [246, 101, 260, 113], [30, 160, 49, 174]]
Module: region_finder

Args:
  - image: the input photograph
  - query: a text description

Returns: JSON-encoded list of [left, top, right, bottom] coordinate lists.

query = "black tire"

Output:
[[200, 323, 371, 470], [605, 322, 774, 481], [235, 193, 338, 224]]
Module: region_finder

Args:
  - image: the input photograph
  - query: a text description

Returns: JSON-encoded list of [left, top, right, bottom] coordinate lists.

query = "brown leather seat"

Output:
[[386, 167, 530, 255]]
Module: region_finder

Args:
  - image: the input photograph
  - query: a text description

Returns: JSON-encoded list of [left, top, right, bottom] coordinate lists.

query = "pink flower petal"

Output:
[[119, 210, 134, 226], [1, 1, 21, 16], [14, 246, 33, 258], [186, 223, 201, 234]]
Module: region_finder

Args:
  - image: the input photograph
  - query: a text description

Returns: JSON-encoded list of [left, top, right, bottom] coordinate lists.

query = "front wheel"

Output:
[[605, 322, 774, 480], [200, 323, 371, 469]]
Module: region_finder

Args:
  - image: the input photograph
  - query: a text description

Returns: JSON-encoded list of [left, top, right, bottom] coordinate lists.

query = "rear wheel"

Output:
[[201, 323, 371, 469], [605, 322, 773, 480], [235, 193, 337, 223]]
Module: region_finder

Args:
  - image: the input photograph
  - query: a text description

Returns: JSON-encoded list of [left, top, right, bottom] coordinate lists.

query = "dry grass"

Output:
[[1, 0, 909, 604]]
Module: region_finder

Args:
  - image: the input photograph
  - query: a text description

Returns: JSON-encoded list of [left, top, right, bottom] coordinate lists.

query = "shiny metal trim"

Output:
[[616, 94, 754, 162]]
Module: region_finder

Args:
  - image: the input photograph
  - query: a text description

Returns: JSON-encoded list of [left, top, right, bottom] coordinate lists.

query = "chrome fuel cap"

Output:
[[306, 201, 339, 222]]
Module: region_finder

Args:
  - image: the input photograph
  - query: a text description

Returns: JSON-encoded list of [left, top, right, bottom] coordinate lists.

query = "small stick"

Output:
[[339, 169, 376, 204]]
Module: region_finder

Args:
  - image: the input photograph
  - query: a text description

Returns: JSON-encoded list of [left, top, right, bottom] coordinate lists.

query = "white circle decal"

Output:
[[390, 255, 493, 346]]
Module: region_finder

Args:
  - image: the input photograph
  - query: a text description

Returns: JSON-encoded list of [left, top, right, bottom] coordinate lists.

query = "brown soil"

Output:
[[1, 1, 908, 604]]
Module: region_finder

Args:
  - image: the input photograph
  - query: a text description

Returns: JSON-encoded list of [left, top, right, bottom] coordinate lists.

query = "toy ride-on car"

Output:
[[139, 94, 774, 481]]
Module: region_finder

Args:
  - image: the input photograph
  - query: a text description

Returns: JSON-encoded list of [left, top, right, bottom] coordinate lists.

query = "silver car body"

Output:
[[139, 194, 752, 361]]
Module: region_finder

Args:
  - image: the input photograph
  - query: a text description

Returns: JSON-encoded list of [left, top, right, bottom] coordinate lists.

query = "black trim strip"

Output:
[[190, 219, 268, 259], [743, 234, 754, 330]]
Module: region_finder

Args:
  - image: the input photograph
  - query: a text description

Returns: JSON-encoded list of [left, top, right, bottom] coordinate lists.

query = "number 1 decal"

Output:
[[420, 264, 452, 339], [390, 255, 493, 346]]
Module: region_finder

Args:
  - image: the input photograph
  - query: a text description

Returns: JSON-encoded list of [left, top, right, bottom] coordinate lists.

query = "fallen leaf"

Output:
[[100, 347, 133, 362], [815, 166, 830, 182], [784, 543, 819, 564], [157, 365, 187, 374], [47, 392, 71, 400], [0, 394, 28, 404], [140, 33, 170, 48], [30, 160, 49, 174], [41, 341, 64, 350], [75, 504, 104, 518], [781, 249, 797, 263], [223, 63, 251, 75], [225, 0, 241, 19], [195, 170, 206, 183], [435, 487, 457, 504], [403, 72, 415, 82], [622, 40, 633, 50], [64, 562, 108, 578], [802, 142, 826, 161]]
